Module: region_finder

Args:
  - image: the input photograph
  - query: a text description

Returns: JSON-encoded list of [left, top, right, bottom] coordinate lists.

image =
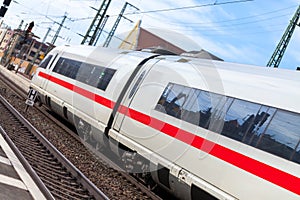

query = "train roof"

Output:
[[51, 45, 156, 67], [50, 45, 300, 113]]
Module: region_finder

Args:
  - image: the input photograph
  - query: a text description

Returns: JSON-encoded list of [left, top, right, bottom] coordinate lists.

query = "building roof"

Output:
[[119, 20, 222, 60]]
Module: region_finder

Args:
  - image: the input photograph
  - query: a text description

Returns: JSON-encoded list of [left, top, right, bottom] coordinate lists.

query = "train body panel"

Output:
[[187, 57, 300, 113], [30, 45, 300, 200], [31, 45, 156, 129], [112, 57, 300, 199]]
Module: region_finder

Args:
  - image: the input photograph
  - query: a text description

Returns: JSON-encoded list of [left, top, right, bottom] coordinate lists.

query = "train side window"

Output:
[[155, 83, 189, 119], [76, 63, 94, 84], [181, 89, 200, 125], [64, 59, 80, 79], [196, 91, 214, 129], [53, 58, 65, 74], [293, 139, 300, 164], [208, 96, 233, 133], [96, 68, 116, 91], [38, 55, 52, 69], [247, 106, 276, 146], [75, 62, 115, 91], [221, 99, 262, 142], [156, 83, 174, 113], [256, 110, 300, 163], [86, 66, 102, 87], [53, 57, 80, 79]]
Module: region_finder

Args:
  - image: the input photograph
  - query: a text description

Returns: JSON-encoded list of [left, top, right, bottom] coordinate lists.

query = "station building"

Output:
[[0, 27, 51, 75]]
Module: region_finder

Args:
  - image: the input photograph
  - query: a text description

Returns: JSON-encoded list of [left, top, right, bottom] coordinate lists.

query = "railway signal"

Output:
[[0, 0, 11, 17], [3, 0, 11, 6], [20, 21, 34, 45], [0, 6, 7, 17]]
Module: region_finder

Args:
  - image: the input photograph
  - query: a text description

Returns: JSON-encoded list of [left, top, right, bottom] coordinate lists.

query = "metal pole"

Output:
[[93, 15, 109, 46], [81, 0, 112, 45], [266, 5, 300, 68], [51, 14, 67, 45], [18, 20, 24, 30], [103, 2, 139, 48]]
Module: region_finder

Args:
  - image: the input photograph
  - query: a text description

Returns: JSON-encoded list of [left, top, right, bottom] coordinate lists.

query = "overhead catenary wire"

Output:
[[143, 13, 292, 32], [7, 0, 298, 61], [7, 1, 295, 32], [122, 0, 254, 15], [133, 3, 298, 39], [140, 4, 298, 26], [8, 1, 286, 37]]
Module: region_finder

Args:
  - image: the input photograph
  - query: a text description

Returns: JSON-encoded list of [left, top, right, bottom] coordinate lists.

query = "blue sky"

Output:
[[1, 0, 300, 70]]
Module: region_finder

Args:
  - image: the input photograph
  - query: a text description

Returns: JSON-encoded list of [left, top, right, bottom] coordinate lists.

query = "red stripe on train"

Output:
[[39, 72, 115, 109], [38, 71, 300, 195]]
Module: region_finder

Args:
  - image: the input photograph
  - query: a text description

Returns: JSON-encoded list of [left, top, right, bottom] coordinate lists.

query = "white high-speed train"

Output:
[[30, 45, 300, 200]]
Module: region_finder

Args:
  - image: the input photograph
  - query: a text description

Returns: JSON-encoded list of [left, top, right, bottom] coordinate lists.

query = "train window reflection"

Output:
[[155, 83, 173, 113], [52, 57, 116, 91], [292, 139, 300, 164], [221, 99, 262, 142], [97, 68, 116, 91], [256, 110, 300, 162], [181, 89, 201, 125], [197, 91, 213, 129], [156, 83, 300, 164], [66, 60, 81, 79], [86, 66, 102, 87], [209, 96, 233, 133], [52, 58, 64, 74], [156, 83, 189, 119], [248, 106, 276, 146], [76, 63, 94, 84], [53, 58, 80, 79]]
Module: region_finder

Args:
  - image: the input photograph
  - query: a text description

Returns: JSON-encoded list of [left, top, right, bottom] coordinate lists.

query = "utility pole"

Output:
[[17, 20, 24, 30], [103, 2, 139, 48], [266, 5, 300, 68], [81, 0, 111, 45], [94, 14, 109, 46], [51, 13, 68, 45], [43, 27, 51, 43]]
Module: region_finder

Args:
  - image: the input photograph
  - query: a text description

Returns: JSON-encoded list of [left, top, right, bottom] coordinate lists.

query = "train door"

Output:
[[112, 58, 160, 132]]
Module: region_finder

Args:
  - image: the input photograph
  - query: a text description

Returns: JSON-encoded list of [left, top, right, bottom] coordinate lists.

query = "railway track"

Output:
[[0, 93, 108, 200], [0, 70, 165, 199]]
